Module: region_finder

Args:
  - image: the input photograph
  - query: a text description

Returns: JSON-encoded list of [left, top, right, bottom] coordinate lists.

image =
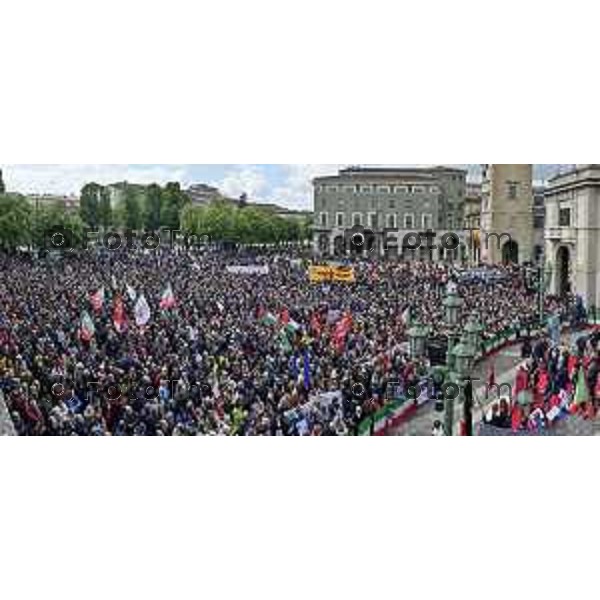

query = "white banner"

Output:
[[225, 265, 270, 275]]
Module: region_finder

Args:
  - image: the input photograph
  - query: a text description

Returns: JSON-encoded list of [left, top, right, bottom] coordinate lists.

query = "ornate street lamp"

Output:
[[453, 334, 476, 379], [446, 334, 476, 436], [443, 283, 463, 327], [408, 322, 428, 359], [464, 314, 484, 359]]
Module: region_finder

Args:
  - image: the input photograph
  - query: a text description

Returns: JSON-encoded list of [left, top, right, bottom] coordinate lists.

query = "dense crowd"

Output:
[[484, 330, 600, 433], [0, 246, 574, 436]]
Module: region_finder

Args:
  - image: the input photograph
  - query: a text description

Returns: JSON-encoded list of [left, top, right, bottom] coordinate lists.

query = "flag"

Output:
[[280, 308, 290, 326], [112, 295, 127, 333], [126, 283, 137, 303], [90, 288, 105, 314], [159, 284, 176, 310], [285, 320, 301, 336], [574, 366, 590, 405], [134, 294, 151, 327], [401, 306, 411, 327], [79, 311, 95, 342], [260, 312, 278, 326], [333, 312, 353, 352], [303, 349, 311, 391], [279, 329, 292, 352]]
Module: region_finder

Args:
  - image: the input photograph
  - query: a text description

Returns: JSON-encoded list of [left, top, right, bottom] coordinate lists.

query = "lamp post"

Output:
[[464, 314, 484, 360], [443, 283, 463, 372], [408, 321, 428, 360], [450, 334, 476, 436]]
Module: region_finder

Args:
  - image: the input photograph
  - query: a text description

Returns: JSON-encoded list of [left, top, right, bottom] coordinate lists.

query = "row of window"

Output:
[[316, 184, 440, 195], [318, 198, 434, 211], [319, 212, 435, 229]]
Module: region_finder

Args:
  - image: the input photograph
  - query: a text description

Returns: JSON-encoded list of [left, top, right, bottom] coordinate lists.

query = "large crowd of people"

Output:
[[0, 245, 576, 435]]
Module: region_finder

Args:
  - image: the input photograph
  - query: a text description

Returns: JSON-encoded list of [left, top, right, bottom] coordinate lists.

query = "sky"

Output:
[[1, 164, 570, 210]]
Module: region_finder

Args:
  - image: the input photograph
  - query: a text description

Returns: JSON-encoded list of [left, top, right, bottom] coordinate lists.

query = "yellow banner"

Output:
[[308, 266, 355, 283]]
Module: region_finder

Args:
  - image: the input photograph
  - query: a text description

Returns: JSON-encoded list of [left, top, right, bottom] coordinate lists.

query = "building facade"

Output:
[[313, 166, 467, 258], [480, 164, 535, 265], [545, 164, 600, 307]]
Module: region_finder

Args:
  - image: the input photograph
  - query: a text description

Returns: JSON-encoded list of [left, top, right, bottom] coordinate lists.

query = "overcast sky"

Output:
[[2, 164, 570, 210]]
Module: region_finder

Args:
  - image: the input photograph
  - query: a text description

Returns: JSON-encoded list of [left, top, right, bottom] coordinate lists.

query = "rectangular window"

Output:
[[344, 185, 357, 193], [394, 185, 409, 194], [422, 214, 433, 229], [336, 212, 345, 228], [508, 183, 518, 200], [360, 185, 373, 193], [368, 212, 377, 228], [387, 214, 397, 229], [319, 212, 328, 227], [327, 185, 338, 193], [447, 215, 454, 229], [389, 199, 396, 210], [412, 186, 425, 194], [352, 213, 363, 227], [404, 213, 414, 229], [430, 186, 440, 194], [377, 185, 391, 193], [559, 208, 571, 227]]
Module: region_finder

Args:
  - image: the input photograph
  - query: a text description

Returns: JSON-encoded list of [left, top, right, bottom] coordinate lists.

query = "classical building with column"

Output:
[[312, 165, 468, 259], [545, 164, 600, 307], [480, 164, 535, 265]]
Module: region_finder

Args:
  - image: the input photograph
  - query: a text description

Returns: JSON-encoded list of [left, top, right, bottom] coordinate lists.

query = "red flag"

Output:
[[333, 312, 353, 352], [511, 404, 523, 432], [113, 295, 127, 333], [280, 308, 290, 326]]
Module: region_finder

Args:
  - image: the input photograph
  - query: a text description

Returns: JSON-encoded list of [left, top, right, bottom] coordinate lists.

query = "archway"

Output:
[[502, 240, 519, 264], [556, 246, 571, 297]]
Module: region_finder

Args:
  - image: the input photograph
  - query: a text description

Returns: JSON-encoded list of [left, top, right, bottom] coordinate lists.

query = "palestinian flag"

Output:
[[112, 295, 127, 333], [90, 287, 105, 314], [79, 311, 96, 342], [159, 284, 176, 310], [285, 320, 301, 336]]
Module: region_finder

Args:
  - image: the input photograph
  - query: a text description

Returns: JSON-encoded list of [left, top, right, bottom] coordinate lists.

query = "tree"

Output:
[[161, 182, 190, 229], [0, 194, 33, 249], [0, 168, 5, 194], [144, 184, 162, 231], [80, 183, 101, 229], [98, 187, 113, 229], [123, 185, 142, 230]]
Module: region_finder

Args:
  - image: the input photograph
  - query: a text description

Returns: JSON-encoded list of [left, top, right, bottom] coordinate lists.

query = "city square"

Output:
[[1, 164, 599, 436]]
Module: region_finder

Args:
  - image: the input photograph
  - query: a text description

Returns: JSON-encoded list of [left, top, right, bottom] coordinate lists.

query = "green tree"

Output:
[[144, 183, 162, 231], [123, 185, 142, 230], [0, 193, 33, 249], [161, 182, 190, 229], [98, 187, 112, 229], [80, 183, 102, 229]]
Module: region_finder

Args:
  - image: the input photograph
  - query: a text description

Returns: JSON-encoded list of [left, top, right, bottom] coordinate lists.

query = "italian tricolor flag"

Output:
[[79, 311, 96, 342], [159, 284, 176, 310]]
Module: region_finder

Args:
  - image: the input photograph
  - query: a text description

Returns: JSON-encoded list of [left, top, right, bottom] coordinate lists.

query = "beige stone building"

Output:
[[545, 164, 600, 307], [480, 164, 534, 264]]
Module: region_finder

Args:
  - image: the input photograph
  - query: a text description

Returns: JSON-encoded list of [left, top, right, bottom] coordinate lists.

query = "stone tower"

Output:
[[480, 164, 534, 264]]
